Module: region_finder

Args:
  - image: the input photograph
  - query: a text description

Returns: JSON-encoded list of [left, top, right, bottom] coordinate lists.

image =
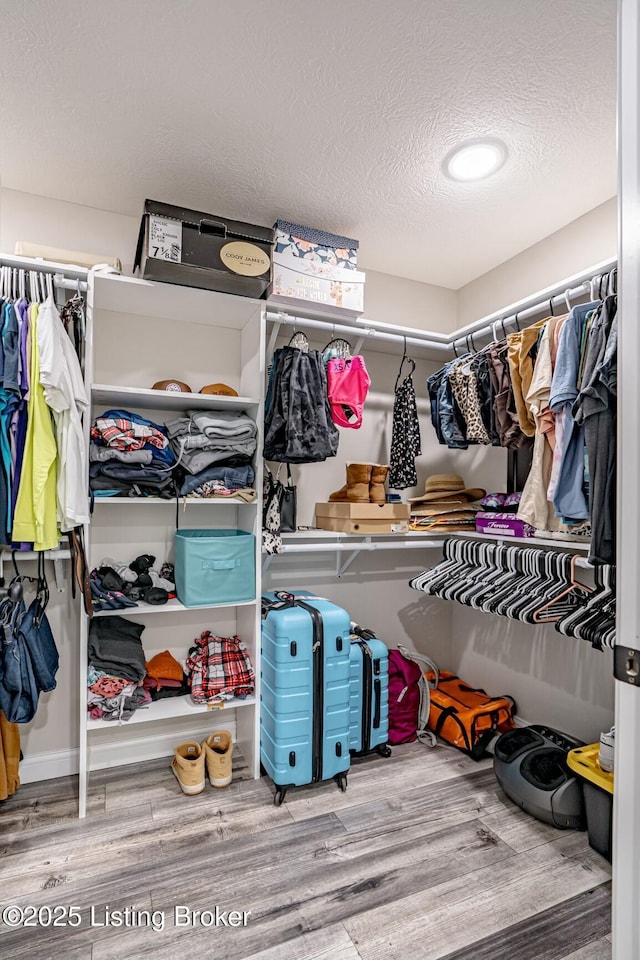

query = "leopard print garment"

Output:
[[449, 358, 491, 445]]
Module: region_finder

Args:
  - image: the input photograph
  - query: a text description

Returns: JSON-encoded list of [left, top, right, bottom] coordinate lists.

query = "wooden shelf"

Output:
[[93, 598, 257, 617], [91, 383, 259, 413], [87, 694, 256, 729]]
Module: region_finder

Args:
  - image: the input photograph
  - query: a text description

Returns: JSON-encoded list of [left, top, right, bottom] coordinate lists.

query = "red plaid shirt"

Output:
[[186, 633, 255, 703], [91, 417, 168, 452]]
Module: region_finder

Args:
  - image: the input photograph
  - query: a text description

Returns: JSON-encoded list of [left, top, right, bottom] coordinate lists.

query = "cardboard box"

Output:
[[134, 200, 275, 298], [475, 512, 535, 538], [269, 220, 365, 318], [315, 502, 410, 534], [274, 220, 359, 268]]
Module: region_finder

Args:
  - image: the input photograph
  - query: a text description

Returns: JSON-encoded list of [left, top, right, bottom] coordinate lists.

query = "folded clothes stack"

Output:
[[90, 554, 176, 611], [143, 650, 190, 701], [178, 463, 256, 500], [185, 632, 255, 703], [90, 409, 176, 498], [408, 474, 486, 532], [480, 492, 522, 513], [165, 410, 257, 475], [88, 616, 151, 722]]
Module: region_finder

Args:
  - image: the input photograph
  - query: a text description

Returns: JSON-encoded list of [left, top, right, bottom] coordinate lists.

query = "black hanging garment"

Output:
[[389, 357, 421, 489], [264, 343, 338, 463]]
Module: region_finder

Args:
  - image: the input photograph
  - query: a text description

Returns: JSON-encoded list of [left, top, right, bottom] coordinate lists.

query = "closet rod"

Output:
[[265, 311, 451, 355], [0, 253, 89, 282], [451, 255, 618, 348], [271, 540, 442, 554], [0, 254, 89, 292], [267, 256, 617, 358]]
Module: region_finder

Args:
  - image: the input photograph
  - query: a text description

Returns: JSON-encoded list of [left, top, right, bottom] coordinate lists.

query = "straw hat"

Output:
[[408, 474, 486, 504]]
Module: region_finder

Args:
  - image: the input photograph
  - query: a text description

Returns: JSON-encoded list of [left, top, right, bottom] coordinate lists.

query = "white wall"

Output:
[[364, 269, 456, 333], [456, 197, 616, 325], [0, 188, 458, 331]]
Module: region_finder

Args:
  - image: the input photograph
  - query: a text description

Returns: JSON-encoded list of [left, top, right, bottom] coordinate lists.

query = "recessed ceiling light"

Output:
[[443, 139, 508, 182]]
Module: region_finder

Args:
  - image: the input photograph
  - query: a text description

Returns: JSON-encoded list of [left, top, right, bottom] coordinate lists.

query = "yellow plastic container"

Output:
[[567, 743, 613, 861]]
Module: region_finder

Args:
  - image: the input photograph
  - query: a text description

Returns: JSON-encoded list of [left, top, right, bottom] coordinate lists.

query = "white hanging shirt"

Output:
[[36, 295, 89, 531]]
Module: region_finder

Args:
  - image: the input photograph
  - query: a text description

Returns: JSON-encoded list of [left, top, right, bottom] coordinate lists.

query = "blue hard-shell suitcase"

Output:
[[261, 590, 351, 805], [349, 625, 391, 758]]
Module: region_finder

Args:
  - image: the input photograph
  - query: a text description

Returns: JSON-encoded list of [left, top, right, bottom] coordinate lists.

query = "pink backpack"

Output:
[[388, 647, 438, 745]]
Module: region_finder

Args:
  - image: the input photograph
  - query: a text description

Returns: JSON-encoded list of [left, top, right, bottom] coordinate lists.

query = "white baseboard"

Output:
[[20, 748, 78, 784], [514, 715, 533, 727], [19, 717, 237, 783]]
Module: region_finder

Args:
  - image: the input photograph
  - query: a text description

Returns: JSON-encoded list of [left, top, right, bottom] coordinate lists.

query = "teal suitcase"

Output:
[[261, 591, 351, 805]]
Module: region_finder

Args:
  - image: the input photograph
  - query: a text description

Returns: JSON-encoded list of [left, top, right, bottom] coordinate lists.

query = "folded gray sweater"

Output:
[[166, 410, 256, 443], [90, 447, 153, 464]]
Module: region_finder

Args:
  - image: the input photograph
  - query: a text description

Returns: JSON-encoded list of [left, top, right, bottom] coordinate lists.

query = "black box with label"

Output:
[[134, 200, 275, 298]]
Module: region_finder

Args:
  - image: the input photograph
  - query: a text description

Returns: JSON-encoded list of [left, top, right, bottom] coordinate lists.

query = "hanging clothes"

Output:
[[389, 359, 421, 489], [573, 295, 618, 564], [427, 359, 468, 449], [517, 318, 565, 531], [448, 355, 491, 444], [13, 304, 58, 550], [326, 354, 370, 428], [37, 295, 89, 531], [264, 344, 338, 463], [549, 301, 602, 521], [506, 319, 547, 437], [0, 710, 20, 801], [425, 276, 617, 558]]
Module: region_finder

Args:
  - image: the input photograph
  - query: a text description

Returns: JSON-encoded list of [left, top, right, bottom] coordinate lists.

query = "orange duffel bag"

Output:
[[425, 670, 516, 759]]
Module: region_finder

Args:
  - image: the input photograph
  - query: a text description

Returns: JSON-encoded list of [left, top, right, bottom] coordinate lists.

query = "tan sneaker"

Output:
[[171, 741, 206, 795], [202, 730, 233, 788]]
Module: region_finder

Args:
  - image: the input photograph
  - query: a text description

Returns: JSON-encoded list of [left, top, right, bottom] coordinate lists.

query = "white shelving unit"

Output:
[[92, 597, 258, 618], [91, 383, 259, 413], [92, 496, 254, 505], [79, 272, 265, 817], [86, 694, 257, 730]]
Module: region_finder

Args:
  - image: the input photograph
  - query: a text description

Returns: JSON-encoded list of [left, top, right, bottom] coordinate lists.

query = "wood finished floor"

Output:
[[0, 744, 611, 960]]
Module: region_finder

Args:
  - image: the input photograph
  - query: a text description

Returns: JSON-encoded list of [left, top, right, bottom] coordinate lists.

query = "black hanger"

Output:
[[395, 336, 415, 391]]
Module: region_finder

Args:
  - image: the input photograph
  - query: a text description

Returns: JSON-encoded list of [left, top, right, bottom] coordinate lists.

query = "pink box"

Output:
[[475, 512, 535, 538]]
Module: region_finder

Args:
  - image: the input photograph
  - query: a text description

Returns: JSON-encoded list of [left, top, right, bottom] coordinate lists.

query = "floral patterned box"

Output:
[[269, 220, 365, 317]]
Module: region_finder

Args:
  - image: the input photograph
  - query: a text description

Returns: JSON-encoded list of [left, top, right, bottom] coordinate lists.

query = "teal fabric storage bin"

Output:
[[175, 530, 255, 607]]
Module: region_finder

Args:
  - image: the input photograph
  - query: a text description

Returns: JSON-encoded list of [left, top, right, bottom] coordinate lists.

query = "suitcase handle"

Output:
[[199, 218, 228, 238], [373, 678, 381, 729]]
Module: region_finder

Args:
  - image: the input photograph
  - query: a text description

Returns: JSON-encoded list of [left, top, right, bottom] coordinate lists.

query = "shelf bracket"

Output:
[[353, 336, 365, 355], [262, 554, 273, 574], [337, 538, 369, 578], [53, 557, 66, 593]]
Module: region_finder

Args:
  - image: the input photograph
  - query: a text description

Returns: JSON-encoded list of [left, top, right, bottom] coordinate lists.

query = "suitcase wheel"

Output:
[[377, 744, 392, 758], [274, 787, 287, 807], [335, 773, 348, 793]]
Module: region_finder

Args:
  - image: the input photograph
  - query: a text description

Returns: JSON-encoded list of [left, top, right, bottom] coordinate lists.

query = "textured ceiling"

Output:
[[0, 0, 616, 288]]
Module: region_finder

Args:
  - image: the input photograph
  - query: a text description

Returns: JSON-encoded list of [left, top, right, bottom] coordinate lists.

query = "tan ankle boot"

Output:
[[370, 465, 389, 504], [329, 463, 373, 503], [171, 741, 206, 795], [202, 730, 233, 787]]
